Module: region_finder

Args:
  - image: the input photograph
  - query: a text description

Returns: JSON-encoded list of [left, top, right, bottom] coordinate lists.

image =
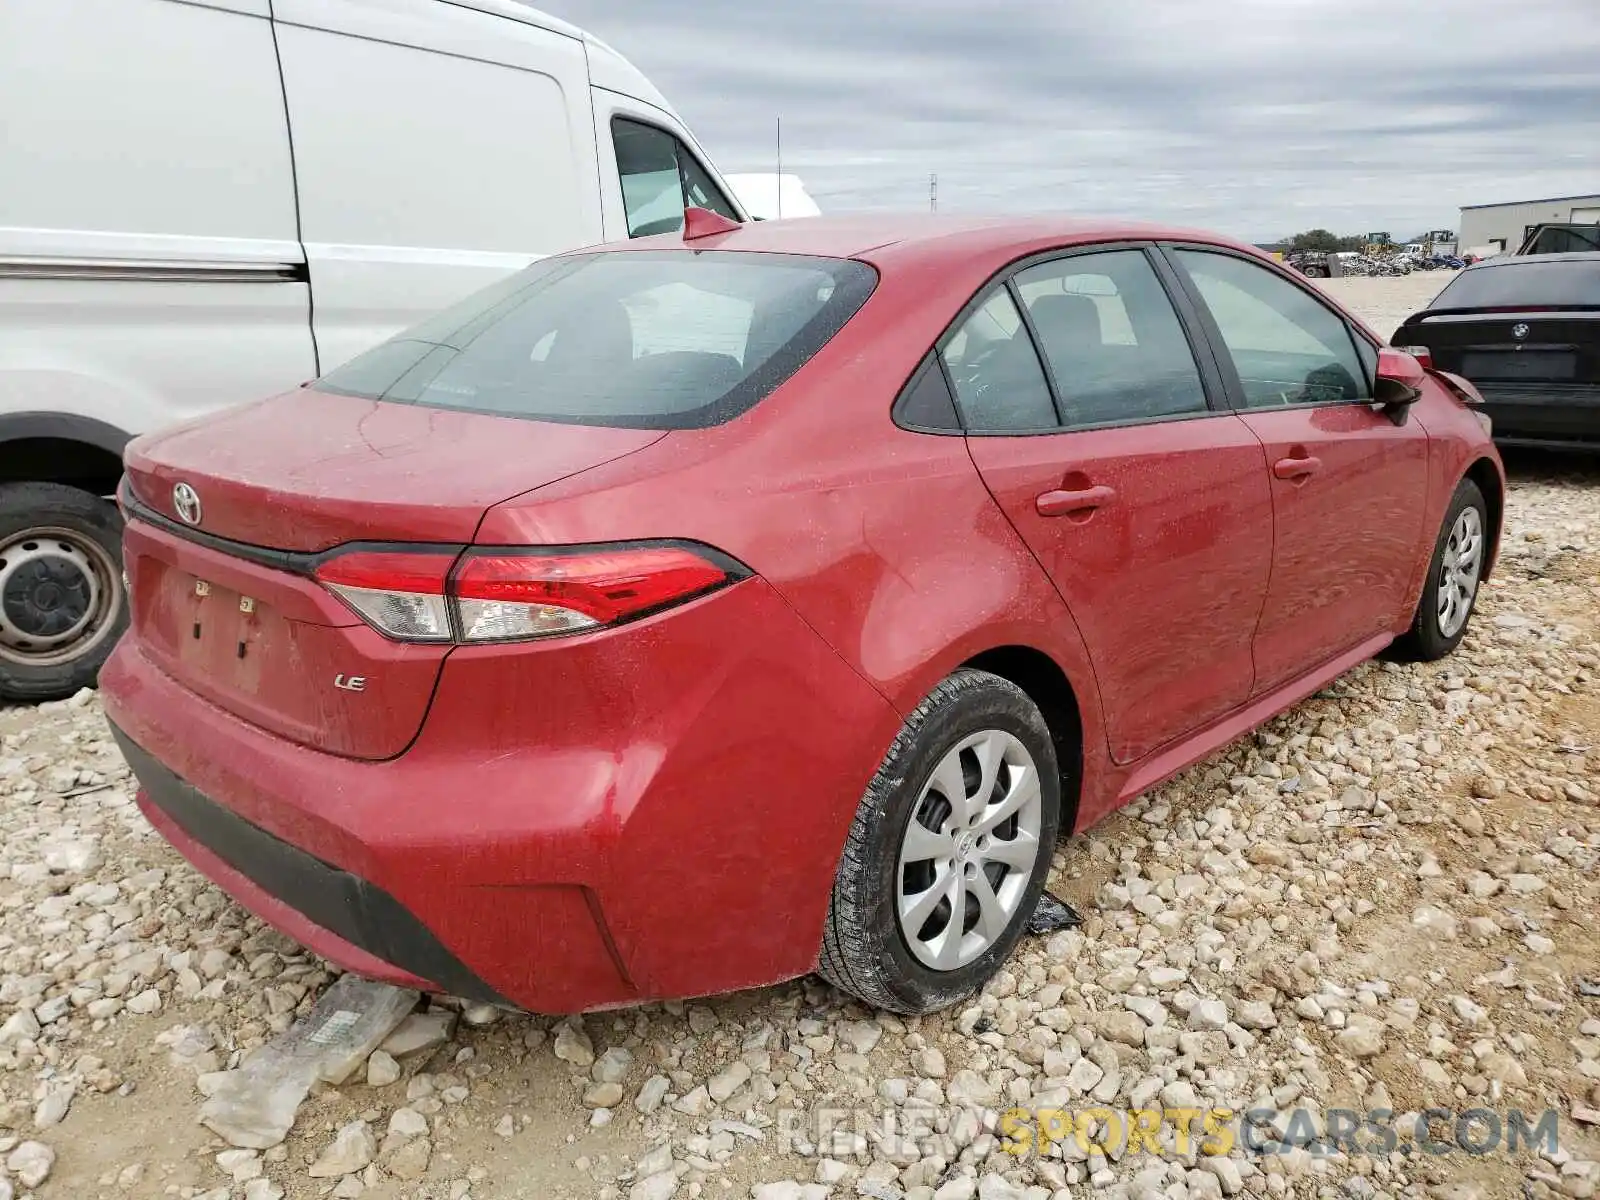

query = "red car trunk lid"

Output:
[[120, 388, 664, 760], [124, 387, 665, 551]]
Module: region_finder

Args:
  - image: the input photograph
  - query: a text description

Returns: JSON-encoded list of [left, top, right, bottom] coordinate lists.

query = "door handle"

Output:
[[1272, 455, 1322, 480], [1036, 484, 1116, 517]]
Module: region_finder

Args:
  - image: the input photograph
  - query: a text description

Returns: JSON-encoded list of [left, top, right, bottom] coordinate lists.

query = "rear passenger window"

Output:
[[940, 291, 1057, 431], [1175, 251, 1371, 407], [897, 357, 961, 430], [1015, 251, 1208, 428], [612, 118, 740, 238]]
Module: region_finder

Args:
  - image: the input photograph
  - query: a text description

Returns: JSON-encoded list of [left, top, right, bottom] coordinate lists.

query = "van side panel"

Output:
[[0, 0, 316, 438], [271, 0, 603, 372]]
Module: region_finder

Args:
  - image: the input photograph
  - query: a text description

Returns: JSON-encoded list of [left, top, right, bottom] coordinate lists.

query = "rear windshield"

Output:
[[316, 250, 877, 428], [1430, 258, 1600, 310]]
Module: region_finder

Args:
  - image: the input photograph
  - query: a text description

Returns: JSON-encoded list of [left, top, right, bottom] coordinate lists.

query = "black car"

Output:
[[1393, 252, 1600, 449]]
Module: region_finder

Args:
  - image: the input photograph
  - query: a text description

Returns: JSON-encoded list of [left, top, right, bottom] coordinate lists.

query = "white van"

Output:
[[0, 0, 747, 702]]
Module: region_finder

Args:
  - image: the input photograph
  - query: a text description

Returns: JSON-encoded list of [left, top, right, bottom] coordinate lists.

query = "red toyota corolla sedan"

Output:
[[102, 213, 1503, 1015]]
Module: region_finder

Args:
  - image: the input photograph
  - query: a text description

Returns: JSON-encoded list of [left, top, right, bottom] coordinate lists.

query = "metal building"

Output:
[[1458, 192, 1600, 254]]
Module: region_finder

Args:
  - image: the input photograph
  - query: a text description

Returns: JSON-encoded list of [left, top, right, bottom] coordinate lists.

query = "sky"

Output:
[[541, 0, 1600, 241]]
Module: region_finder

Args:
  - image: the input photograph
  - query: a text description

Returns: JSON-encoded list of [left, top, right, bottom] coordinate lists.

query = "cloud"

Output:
[[539, 0, 1600, 238]]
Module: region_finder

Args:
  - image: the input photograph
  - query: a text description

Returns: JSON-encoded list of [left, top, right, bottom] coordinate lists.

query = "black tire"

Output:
[[1393, 478, 1488, 662], [819, 669, 1063, 1014], [0, 482, 127, 703]]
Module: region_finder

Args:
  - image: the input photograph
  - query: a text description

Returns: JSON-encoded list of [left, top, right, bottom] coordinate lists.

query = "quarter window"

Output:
[[1174, 251, 1371, 407], [612, 118, 740, 238], [939, 290, 1057, 431], [1014, 251, 1208, 428]]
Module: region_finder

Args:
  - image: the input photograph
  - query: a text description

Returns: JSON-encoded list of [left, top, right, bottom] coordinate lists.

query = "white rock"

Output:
[[1189, 1000, 1229, 1031], [593, 1047, 633, 1084], [752, 1184, 829, 1200], [0, 1009, 41, 1046], [380, 1010, 456, 1059], [7, 1141, 55, 1189], [308, 1121, 376, 1178], [126, 988, 162, 1015], [366, 1050, 401, 1088], [841, 1021, 883, 1056], [635, 1074, 671, 1114], [1338, 1016, 1385, 1058], [584, 1081, 625, 1108], [33, 1085, 73, 1128], [460, 1002, 503, 1027], [554, 1020, 595, 1067], [709, 1060, 751, 1103]]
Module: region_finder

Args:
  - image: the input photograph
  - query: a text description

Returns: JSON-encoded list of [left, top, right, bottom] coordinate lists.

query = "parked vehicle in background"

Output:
[[104, 212, 1503, 1015], [0, 0, 745, 701], [1394, 252, 1600, 449], [724, 173, 823, 220], [1516, 223, 1600, 256], [1286, 249, 1330, 278]]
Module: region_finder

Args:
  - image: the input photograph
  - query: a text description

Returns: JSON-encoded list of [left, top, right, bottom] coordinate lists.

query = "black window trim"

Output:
[[892, 240, 1235, 437], [1156, 241, 1382, 413], [609, 115, 741, 237]]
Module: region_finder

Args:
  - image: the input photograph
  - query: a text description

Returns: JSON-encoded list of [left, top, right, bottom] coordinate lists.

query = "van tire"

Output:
[[0, 483, 127, 703]]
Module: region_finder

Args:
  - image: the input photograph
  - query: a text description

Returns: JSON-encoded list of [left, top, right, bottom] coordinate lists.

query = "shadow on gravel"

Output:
[[1500, 445, 1600, 484]]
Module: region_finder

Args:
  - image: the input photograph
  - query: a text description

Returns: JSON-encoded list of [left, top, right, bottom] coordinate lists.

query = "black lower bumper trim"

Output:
[[108, 721, 506, 1006]]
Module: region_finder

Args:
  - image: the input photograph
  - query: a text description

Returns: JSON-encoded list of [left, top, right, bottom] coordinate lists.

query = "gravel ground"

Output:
[[2, 275, 1598, 1200]]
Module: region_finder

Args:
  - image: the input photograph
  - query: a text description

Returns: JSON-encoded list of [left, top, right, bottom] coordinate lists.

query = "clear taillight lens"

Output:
[[316, 551, 456, 642], [314, 544, 742, 644]]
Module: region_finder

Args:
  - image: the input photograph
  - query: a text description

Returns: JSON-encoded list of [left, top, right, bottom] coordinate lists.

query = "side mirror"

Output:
[[1372, 347, 1425, 425]]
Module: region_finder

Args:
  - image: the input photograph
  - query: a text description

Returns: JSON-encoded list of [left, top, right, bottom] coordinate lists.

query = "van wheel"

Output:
[[0, 483, 127, 703], [819, 669, 1062, 1014]]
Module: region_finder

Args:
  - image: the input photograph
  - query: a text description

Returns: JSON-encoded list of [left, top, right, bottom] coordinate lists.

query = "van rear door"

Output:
[[269, 0, 603, 371]]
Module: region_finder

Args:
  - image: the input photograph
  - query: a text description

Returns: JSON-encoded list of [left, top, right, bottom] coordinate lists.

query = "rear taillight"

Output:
[[316, 551, 457, 642], [314, 543, 744, 644], [1396, 345, 1434, 370]]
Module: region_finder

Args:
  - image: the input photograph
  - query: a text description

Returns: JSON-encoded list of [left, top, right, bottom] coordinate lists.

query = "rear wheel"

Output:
[[1394, 478, 1487, 661], [819, 669, 1062, 1014], [0, 482, 127, 702]]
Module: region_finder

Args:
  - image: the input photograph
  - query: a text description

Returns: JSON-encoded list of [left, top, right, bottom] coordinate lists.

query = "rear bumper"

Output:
[[1478, 384, 1600, 448], [101, 577, 900, 1013], [111, 724, 497, 1001]]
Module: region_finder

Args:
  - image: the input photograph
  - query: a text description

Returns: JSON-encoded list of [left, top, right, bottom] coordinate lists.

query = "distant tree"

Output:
[[1290, 229, 1375, 252], [1290, 229, 1342, 252]]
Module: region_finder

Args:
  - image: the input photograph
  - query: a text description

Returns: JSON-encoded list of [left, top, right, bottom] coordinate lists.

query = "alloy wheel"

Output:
[[896, 729, 1044, 971], [1436, 506, 1483, 639]]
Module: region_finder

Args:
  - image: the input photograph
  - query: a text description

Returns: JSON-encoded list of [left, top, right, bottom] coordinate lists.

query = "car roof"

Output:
[[1470, 251, 1600, 269], [615, 213, 1262, 269]]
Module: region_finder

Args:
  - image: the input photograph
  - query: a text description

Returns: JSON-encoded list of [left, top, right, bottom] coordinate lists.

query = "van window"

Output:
[[316, 250, 876, 429], [612, 119, 740, 237]]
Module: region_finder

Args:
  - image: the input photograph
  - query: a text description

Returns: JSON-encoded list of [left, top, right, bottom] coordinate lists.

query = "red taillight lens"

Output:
[[1395, 345, 1433, 370], [314, 543, 740, 644], [453, 546, 734, 642]]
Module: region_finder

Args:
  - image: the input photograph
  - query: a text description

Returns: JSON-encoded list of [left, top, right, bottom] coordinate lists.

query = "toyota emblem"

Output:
[[172, 482, 202, 526], [1511, 322, 1530, 340]]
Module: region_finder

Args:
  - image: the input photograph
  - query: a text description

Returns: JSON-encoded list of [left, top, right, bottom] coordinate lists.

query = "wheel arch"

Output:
[[0, 412, 132, 498], [961, 643, 1086, 835]]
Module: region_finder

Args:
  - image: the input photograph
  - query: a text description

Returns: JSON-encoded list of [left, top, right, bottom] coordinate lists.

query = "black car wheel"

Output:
[[819, 669, 1063, 1014]]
